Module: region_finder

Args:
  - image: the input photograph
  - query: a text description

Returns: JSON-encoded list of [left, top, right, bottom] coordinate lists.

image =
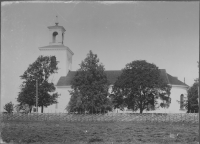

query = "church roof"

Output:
[[56, 70, 189, 87], [167, 73, 188, 86]]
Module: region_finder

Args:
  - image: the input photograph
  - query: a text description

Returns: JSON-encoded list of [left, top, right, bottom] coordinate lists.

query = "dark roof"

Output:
[[57, 70, 188, 87], [167, 74, 188, 87], [57, 71, 122, 86], [57, 71, 76, 86], [105, 70, 122, 84]]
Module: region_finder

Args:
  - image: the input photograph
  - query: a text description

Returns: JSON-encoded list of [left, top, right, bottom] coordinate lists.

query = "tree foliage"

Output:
[[67, 50, 112, 114], [17, 55, 60, 113], [112, 60, 171, 113], [194, 61, 199, 83], [186, 82, 199, 113], [15, 104, 30, 114], [4, 102, 14, 113], [185, 61, 199, 113]]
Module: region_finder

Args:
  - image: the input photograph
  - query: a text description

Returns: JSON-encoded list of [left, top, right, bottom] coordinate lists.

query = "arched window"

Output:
[[62, 33, 64, 44], [52, 31, 58, 43], [180, 94, 184, 109]]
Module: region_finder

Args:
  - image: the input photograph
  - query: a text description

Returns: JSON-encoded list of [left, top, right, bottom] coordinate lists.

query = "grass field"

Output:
[[1, 121, 199, 144]]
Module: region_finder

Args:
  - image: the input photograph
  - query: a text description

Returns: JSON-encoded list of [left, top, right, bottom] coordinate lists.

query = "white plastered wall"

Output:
[[165, 85, 188, 113], [42, 87, 71, 113], [41, 84, 188, 113], [40, 49, 67, 85], [66, 50, 72, 72]]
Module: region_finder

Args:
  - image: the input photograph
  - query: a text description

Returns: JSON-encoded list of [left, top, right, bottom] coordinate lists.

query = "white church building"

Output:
[[38, 18, 189, 114]]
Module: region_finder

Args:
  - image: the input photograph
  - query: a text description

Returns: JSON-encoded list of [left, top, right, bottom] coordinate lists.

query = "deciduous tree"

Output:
[[186, 82, 199, 113], [17, 55, 60, 113], [112, 60, 171, 113], [4, 102, 14, 113], [67, 50, 112, 114], [185, 61, 199, 113]]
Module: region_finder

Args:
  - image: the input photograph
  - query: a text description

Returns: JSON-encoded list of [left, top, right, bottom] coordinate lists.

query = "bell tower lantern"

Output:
[[48, 16, 66, 45], [39, 16, 74, 85]]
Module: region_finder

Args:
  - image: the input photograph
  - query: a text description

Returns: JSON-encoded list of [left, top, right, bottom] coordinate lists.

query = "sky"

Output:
[[1, 1, 199, 111]]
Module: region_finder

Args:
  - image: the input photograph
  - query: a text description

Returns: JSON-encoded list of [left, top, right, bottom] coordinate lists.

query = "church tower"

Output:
[[39, 16, 74, 85]]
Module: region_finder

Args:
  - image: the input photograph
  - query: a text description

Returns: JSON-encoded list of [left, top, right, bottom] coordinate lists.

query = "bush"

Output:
[[4, 102, 14, 113]]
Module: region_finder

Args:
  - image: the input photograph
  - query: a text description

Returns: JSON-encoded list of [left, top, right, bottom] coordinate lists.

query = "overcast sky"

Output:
[[1, 1, 199, 110]]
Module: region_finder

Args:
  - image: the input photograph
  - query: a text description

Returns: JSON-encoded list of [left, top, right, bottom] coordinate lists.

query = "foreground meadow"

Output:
[[1, 121, 199, 144]]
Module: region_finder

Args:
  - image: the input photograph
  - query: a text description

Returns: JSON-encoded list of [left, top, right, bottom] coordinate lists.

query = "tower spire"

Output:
[[55, 15, 59, 26]]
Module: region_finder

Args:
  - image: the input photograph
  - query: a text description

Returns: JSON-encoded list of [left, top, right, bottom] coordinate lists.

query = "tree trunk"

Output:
[[139, 101, 143, 114], [29, 107, 32, 113], [41, 106, 44, 113]]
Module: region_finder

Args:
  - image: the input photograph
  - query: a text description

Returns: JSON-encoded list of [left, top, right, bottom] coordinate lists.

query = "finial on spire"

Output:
[[55, 15, 59, 26]]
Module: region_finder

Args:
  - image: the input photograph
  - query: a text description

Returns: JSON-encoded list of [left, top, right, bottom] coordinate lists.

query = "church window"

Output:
[[62, 33, 64, 44], [52, 31, 58, 43], [180, 94, 184, 109]]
